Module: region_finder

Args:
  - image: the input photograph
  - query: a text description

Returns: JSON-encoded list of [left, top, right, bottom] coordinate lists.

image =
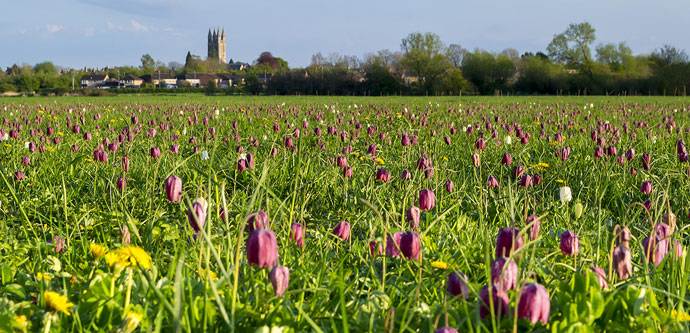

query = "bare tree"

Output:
[[168, 61, 183, 71], [447, 44, 467, 67], [501, 48, 520, 63]]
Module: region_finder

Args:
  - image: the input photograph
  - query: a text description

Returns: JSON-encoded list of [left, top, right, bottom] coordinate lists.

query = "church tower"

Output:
[[207, 28, 226, 63], [218, 28, 227, 63]]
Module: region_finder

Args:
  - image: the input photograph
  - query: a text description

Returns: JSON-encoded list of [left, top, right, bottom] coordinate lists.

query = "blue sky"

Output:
[[2, 0, 688, 69]]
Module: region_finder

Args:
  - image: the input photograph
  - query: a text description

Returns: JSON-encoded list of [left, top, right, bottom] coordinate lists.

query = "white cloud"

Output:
[[130, 20, 149, 32], [45, 24, 64, 34], [106, 20, 152, 33]]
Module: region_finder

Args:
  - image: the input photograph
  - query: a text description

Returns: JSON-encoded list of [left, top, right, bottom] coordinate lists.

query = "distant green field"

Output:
[[6, 94, 690, 105]]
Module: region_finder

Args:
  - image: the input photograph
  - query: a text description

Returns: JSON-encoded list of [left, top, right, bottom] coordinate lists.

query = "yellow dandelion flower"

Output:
[[670, 309, 690, 322], [44, 291, 74, 315], [442, 156, 448, 162], [359, 156, 364, 161], [534, 121, 541, 125], [119, 118, 124, 121], [351, 152, 360, 157], [376, 157, 384, 164], [431, 261, 448, 270], [549, 141, 562, 146], [556, 179, 565, 184], [175, 130, 181, 136], [36, 272, 52, 282], [110, 119, 117, 123], [13, 315, 27, 328], [3, 144, 11, 148], [539, 162, 549, 168], [197, 269, 219, 281], [90, 243, 108, 259], [84, 158, 94, 163], [108, 246, 152, 269], [57, 132, 63, 136], [120, 311, 144, 332], [105, 252, 122, 267], [38, 110, 44, 114]]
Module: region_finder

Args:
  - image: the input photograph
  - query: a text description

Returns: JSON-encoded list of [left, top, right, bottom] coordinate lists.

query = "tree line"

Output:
[[2, 22, 689, 96]]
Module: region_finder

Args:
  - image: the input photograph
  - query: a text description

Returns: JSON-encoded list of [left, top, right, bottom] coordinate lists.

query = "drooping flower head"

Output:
[[496, 228, 523, 258], [447, 271, 469, 299], [560, 231, 579, 256], [187, 198, 208, 233], [491, 257, 518, 291], [269, 265, 290, 297], [517, 283, 550, 325], [246, 229, 278, 268], [164, 175, 182, 203], [400, 231, 421, 260], [333, 221, 351, 240], [419, 189, 435, 211], [479, 284, 510, 319]]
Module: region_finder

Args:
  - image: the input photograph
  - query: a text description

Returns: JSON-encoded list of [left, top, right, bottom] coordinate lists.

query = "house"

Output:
[[101, 79, 121, 89], [198, 74, 220, 87], [177, 73, 201, 87], [348, 71, 366, 83], [231, 74, 245, 86], [176, 73, 219, 87], [119, 74, 143, 88], [228, 62, 249, 71], [80, 74, 109, 88], [215, 73, 234, 88], [141, 74, 177, 87], [400, 72, 419, 86]]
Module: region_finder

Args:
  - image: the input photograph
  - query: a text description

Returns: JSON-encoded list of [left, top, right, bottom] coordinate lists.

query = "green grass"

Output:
[[0, 96, 689, 332]]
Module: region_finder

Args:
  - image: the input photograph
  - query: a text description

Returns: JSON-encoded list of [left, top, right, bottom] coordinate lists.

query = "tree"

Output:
[[650, 44, 688, 68], [185, 51, 193, 68], [596, 42, 634, 72], [140, 54, 155, 74], [244, 74, 263, 95], [204, 80, 218, 95], [168, 61, 184, 71], [399, 32, 451, 93], [310, 52, 328, 69], [514, 56, 560, 94], [461, 49, 516, 94], [34, 62, 57, 75], [154, 60, 167, 72], [547, 22, 596, 76], [363, 55, 402, 95], [256, 52, 279, 70], [15, 73, 39, 92], [363, 50, 402, 72], [343, 55, 360, 70], [501, 48, 520, 63], [447, 44, 467, 68], [275, 57, 289, 70]]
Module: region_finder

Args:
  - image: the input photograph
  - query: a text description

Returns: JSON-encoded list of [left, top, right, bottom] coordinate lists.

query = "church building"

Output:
[[207, 28, 227, 63]]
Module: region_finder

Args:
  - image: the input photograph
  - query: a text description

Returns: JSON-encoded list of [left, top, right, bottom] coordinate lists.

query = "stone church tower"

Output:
[[207, 28, 226, 63]]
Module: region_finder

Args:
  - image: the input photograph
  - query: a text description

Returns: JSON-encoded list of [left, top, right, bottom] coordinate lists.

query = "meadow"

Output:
[[1, 95, 689, 332]]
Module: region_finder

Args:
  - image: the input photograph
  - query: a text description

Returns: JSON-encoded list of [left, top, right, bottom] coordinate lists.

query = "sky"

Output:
[[2, 0, 689, 70]]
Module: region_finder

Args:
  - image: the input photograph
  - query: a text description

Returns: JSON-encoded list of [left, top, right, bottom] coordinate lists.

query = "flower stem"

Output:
[[123, 267, 133, 311]]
